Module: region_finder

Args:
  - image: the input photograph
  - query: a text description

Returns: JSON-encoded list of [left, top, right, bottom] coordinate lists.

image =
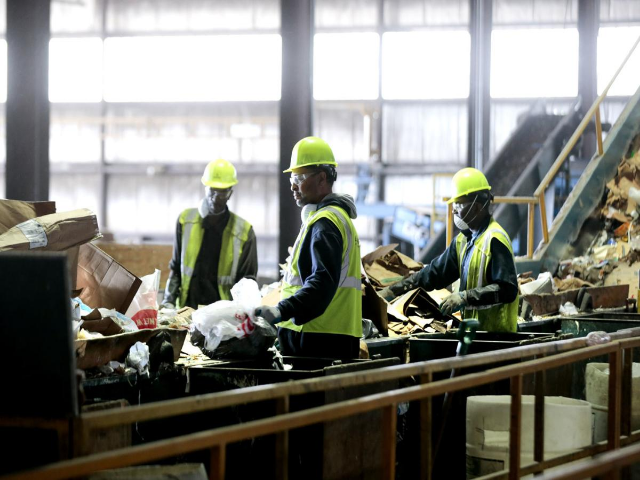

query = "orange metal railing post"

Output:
[[382, 404, 398, 480], [509, 374, 523, 480], [446, 203, 453, 246], [538, 194, 549, 244], [595, 107, 604, 156], [209, 444, 226, 480], [528, 201, 535, 258], [608, 350, 622, 450]]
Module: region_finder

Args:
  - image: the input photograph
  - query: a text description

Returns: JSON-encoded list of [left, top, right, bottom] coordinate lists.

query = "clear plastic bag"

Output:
[[191, 278, 267, 353]]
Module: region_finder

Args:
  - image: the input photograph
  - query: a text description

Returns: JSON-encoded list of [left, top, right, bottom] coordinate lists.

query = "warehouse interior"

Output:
[[2, 0, 640, 479]]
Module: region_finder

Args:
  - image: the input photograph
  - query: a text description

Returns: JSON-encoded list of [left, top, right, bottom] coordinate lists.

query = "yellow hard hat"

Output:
[[283, 136, 338, 173], [447, 167, 491, 204], [201, 159, 238, 189]]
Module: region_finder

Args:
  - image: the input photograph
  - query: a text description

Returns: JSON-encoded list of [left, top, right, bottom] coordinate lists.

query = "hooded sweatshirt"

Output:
[[276, 193, 358, 325]]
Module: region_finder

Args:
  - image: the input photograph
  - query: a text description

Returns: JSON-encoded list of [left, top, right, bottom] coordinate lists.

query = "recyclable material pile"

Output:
[[361, 244, 458, 336], [518, 133, 640, 319]]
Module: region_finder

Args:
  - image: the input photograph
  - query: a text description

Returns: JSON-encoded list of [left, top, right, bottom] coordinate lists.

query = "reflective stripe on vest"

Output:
[[279, 205, 362, 338], [178, 209, 251, 307], [455, 219, 519, 332]]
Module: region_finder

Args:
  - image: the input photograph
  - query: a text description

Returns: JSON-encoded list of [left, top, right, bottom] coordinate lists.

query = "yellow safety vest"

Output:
[[178, 209, 252, 307], [455, 219, 519, 333], [279, 205, 362, 338]]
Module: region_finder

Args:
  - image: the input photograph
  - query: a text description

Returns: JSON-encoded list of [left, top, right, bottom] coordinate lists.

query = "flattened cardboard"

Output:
[[387, 287, 456, 324], [362, 244, 423, 287], [77, 243, 142, 314], [0, 208, 99, 252]]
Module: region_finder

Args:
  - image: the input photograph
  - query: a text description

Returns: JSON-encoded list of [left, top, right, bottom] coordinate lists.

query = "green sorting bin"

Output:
[[409, 330, 557, 362], [365, 336, 408, 362], [187, 356, 401, 480]]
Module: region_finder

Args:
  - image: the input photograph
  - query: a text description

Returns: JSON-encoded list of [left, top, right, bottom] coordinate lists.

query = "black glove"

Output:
[[440, 292, 467, 316], [255, 306, 282, 325]]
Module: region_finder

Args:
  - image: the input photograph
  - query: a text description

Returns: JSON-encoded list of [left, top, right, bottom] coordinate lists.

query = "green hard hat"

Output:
[[283, 136, 338, 173], [448, 168, 491, 204], [201, 159, 238, 189]]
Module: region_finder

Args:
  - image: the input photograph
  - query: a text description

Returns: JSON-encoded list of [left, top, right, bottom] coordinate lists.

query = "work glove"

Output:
[[440, 292, 467, 316], [377, 286, 395, 302], [255, 306, 282, 326]]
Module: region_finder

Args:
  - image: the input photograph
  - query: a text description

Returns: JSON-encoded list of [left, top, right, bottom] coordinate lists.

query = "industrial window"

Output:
[[103, 35, 281, 102], [382, 31, 470, 99], [313, 32, 380, 100], [597, 26, 640, 96], [491, 28, 579, 98], [49, 38, 103, 103]]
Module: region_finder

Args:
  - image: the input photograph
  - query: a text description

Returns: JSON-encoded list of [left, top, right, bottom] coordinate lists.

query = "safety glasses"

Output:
[[206, 188, 233, 199], [289, 171, 320, 186]]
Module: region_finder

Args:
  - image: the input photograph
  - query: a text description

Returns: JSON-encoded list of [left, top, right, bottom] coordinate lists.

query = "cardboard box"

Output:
[[0, 208, 99, 252], [0, 200, 85, 287], [0, 199, 56, 234], [77, 243, 142, 314]]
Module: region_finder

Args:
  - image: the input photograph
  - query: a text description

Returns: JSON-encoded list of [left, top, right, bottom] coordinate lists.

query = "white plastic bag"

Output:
[[125, 269, 161, 329], [191, 278, 262, 352], [127, 341, 150, 375]]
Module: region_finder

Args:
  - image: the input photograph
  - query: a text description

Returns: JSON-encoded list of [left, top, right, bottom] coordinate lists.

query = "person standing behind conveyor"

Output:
[[378, 168, 519, 332], [254, 137, 363, 358], [161, 159, 258, 309]]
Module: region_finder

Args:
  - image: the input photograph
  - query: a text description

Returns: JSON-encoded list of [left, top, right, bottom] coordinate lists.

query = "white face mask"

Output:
[[454, 215, 470, 231], [453, 196, 489, 231]]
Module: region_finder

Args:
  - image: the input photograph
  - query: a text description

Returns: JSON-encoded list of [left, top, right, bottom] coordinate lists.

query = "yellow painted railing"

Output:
[[446, 34, 640, 258]]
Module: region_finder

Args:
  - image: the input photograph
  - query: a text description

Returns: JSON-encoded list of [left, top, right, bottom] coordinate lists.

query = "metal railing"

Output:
[[446, 34, 640, 258], [3, 327, 640, 480]]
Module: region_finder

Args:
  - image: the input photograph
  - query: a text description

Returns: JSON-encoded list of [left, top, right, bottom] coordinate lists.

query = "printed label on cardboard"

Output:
[[16, 219, 48, 249]]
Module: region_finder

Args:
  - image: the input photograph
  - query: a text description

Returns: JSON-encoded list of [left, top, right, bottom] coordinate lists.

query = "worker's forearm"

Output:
[[464, 282, 518, 308]]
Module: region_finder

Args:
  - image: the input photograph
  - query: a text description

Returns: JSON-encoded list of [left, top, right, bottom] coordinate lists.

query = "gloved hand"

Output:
[[159, 302, 175, 310], [440, 292, 467, 316], [255, 305, 282, 325], [377, 286, 395, 302]]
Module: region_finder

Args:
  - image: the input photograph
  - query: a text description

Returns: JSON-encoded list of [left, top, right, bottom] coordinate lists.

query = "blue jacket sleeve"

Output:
[[387, 239, 461, 297]]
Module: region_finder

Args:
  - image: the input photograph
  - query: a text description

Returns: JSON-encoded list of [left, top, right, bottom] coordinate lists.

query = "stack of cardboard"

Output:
[[386, 287, 457, 336]]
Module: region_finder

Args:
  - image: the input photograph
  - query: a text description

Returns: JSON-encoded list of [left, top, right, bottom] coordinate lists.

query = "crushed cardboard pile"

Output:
[[386, 287, 457, 336]]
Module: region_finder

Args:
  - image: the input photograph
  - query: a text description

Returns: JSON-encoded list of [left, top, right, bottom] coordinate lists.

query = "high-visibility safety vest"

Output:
[[455, 219, 519, 333], [279, 205, 362, 338], [178, 208, 252, 307]]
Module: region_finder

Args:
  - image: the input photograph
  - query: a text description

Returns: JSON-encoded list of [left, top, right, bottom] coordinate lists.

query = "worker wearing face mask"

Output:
[[378, 168, 518, 332], [161, 159, 258, 309]]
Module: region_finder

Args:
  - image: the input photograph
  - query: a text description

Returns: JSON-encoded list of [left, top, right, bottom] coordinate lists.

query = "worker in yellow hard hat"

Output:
[[254, 136, 363, 359], [161, 159, 258, 309], [378, 167, 519, 332]]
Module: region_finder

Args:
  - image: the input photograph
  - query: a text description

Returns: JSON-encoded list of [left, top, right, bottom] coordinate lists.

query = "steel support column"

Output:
[[6, 0, 50, 201], [468, 0, 492, 170], [578, 0, 600, 158], [279, 0, 313, 262]]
